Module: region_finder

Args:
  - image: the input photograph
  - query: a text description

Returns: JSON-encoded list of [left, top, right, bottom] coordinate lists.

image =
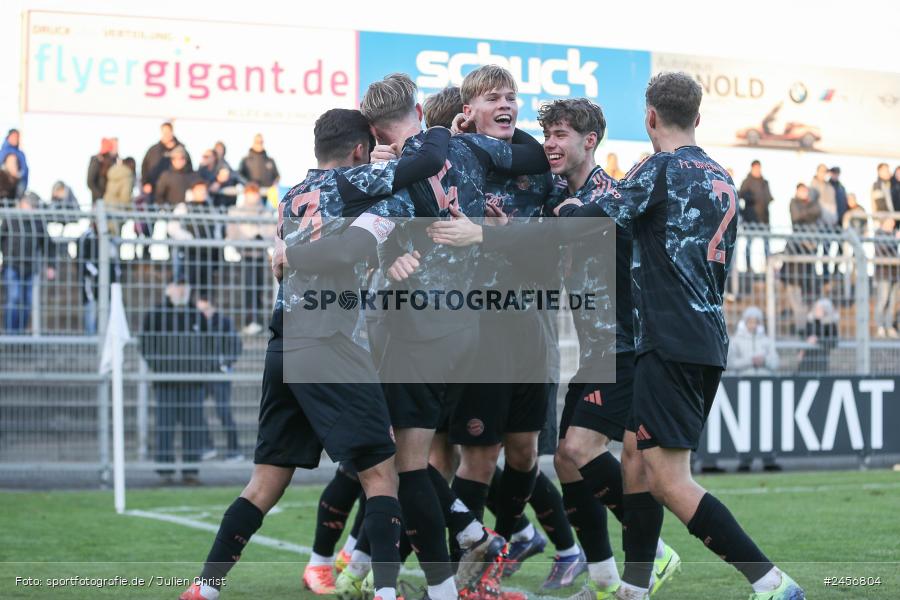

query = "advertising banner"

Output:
[[359, 31, 651, 141], [23, 11, 358, 124], [697, 377, 899, 459], [653, 53, 900, 157]]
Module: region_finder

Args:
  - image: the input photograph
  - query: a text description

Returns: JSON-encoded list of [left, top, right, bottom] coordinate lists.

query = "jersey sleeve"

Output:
[[392, 127, 451, 192], [283, 225, 376, 273], [557, 155, 668, 228]]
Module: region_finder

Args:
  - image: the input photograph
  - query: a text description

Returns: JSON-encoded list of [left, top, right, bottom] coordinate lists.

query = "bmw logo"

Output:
[[789, 82, 808, 104]]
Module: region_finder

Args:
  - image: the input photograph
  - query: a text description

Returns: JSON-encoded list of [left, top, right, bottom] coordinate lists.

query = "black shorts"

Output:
[[537, 383, 560, 456], [559, 352, 635, 443], [631, 350, 722, 451], [254, 336, 395, 470], [378, 327, 478, 430]]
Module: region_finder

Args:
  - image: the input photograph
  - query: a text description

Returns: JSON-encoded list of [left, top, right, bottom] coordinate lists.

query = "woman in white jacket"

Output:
[[727, 306, 781, 471], [728, 306, 779, 376]]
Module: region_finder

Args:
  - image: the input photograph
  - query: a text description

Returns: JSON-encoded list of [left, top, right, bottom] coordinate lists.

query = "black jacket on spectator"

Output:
[[0, 170, 21, 203], [238, 149, 279, 187], [891, 177, 900, 212], [77, 226, 120, 304], [141, 139, 192, 188], [205, 311, 242, 372], [140, 299, 209, 373], [830, 179, 849, 226], [796, 319, 839, 374], [0, 211, 56, 277], [87, 153, 116, 202], [739, 174, 774, 224], [154, 166, 195, 207]]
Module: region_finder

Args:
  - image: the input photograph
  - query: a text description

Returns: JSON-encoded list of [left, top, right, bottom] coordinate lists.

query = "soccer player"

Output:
[[358, 72, 549, 600], [179, 108, 451, 600], [444, 66, 588, 591], [302, 463, 362, 593], [547, 74, 804, 600], [424, 83, 584, 589]]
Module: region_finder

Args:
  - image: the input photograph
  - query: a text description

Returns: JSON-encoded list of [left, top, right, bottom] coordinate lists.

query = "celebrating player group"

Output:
[[179, 67, 806, 600]]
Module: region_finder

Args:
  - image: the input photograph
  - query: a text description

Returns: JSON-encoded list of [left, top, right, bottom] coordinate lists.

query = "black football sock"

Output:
[[355, 526, 371, 556], [399, 469, 453, 585], [487, 466, 530, 535], [452, 475, 489, 522], [530, 471, 576, 550], [578, 451, 625, 522], [200, 497, 264, 589], [621, 492, 664, 588], [428, 465, 477, 538], [399, 528, 413, 563], [364, 496, 402, 591], [313, 467, 363, 556], [349, 490, 367, 540], [494, 464, 538, 539], [687, 493, 774, 584], [561, 480, 613, 562]]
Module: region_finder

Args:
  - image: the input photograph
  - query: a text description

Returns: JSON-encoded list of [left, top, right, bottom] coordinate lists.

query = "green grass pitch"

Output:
[[1, 470, 898, 599]]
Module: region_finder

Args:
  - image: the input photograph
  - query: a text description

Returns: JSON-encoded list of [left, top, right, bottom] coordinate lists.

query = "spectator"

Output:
[[873, 216, 899, 338], [76, 220, 121, 335], [892, 166, 900, 213], [49, 181, 80, 211], [728, 306, 779, 376], [1, 193, 57, 332], [841, 193, 867, 236], [213, 140, 233, 172], [140, 122, 192, 195], [226, 183, 276, 334], [738, 159, 774, 273], [105, 157, 135, 209], [828, 166, 849, 226], [139, 279, 208, 484], [0, 129, 29, 190], [167, 178, 220, 293], [0, 153, 23, 203], [154, 146, 194, 207], [199, 149, 239, 208], [810, 163, 837, 228], [238, 133, 280, 191], [196, 292, 243, 461], [782, 183, 821, 331], [86, 137, 118, 202], [796, 298, 839, 374], [871, 163, 893, 213], [605, 152, 625, 180]]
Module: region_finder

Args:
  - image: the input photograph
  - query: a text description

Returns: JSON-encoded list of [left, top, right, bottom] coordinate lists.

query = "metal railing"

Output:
[[1, 204, 898, 484]]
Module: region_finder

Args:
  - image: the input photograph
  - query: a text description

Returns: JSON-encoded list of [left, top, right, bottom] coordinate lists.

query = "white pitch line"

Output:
[[709, 481, 900, 496]]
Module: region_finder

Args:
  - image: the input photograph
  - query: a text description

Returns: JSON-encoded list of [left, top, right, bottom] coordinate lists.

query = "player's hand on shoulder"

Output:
[[371, 143, 400, 162], [553, 197, 583, 216], [450, 113, 475, 135], [387, 250, 421, 281], [427, 203, 483, 246], [272, 238, 288, 282], [484, 203, 509, 227]]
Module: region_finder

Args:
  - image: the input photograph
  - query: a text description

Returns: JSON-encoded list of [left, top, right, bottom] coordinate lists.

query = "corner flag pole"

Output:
[[100, 283, 132, 514]]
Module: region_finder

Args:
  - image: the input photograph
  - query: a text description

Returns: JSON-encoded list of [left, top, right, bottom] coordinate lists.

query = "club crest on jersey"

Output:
[[467, 418, 485, 437]]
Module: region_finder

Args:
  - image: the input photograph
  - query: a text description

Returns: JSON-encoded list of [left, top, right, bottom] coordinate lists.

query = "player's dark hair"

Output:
[[538, 98, 606, 150], [424, 86, 462, 128], [751, 160, 761, 167], [645, 72, 702, 130], [161, 121, 173, 130], [796, 183, 807, 191], [313, 108, 374, 163]]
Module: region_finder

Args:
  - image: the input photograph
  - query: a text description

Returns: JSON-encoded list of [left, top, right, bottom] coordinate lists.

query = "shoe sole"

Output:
[[540, 559, 588, 591], [457, 536, 505, 590]]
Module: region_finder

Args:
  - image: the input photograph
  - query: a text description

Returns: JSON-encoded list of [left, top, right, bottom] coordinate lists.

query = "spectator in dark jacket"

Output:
[[238, 133, 280, 190], [76, 221, 121, 335], [86, 137, 118, 202], [0, 153, 23, 203], [167, 178, 220, 292], [198, 149, 239, 208], [1, 194, 57, 332], [0, 129, 28, 190], [739, 160, 774, 273], [49, 181, 79, 211], [871, 163, 893, 213], [796, 298, 839, 374], [892, 166, 900, 214], [782, 184, 821, 331], [196, 292, 243, 461], [154, 145, 194, 207], [139, 279, 207, 483], [140, 122, 192, 195], [873, 217, 899, 338], [841, 193, 867, 236], [828, 166, 849, 226]]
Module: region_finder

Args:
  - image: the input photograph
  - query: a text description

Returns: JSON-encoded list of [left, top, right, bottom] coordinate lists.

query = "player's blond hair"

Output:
[[423, 86, 463, 128], [460, 65, 517, 104], [360, 73, 418, 125]]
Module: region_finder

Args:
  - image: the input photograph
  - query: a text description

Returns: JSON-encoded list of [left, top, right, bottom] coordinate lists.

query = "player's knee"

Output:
[[504, 439, 537, 472], [357, 454, 399, 498], [460, 445, 500, 482]]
